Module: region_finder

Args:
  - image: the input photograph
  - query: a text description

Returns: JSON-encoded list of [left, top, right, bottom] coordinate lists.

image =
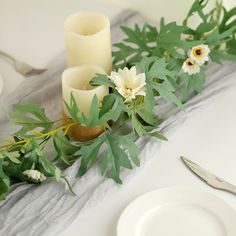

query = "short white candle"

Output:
[[62, 64, 109, 117], [64, 12, 112, 74]]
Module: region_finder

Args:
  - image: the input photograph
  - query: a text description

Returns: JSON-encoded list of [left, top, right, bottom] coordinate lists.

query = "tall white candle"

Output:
[[64, 12, 112, 74], [62, 64, 109, 117]]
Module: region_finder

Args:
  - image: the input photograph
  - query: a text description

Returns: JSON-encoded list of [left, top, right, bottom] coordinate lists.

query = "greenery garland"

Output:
[[0, 0, 236, 199]]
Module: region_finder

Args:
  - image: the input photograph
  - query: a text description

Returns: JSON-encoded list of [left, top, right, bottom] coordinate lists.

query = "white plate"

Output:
[[117, 187, 236, 236]]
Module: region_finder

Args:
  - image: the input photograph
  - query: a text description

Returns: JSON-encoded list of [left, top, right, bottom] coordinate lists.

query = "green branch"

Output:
[[0, 122, 76, 152]]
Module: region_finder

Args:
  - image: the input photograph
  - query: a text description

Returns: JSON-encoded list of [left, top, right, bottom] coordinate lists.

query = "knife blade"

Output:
[[181, 156, 236, 195]]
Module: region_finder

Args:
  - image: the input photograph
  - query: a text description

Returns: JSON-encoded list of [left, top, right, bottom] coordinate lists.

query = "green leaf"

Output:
[[54, 167, 61, 181], [180, 68, 206, 101], [0, 159, 10, 199], [154, 82, 183, 108], [99, 94, 116, 117], [149, 131, 168, 141], [75, 132, 139, 183], [75, 135, 105, 177], [196, 22, 217, 35], [117, 133, 140, 166], [137, 57, 183, 109], [64, 92, 80, 123], [39, 154, 61, 180], [113, 23, 155, 68], [206, 25, 236, 46], [113, 43, 136, 68], [3, 152, 21, 164], [85, 95, 100, 126], [142, 86, 156, 120], [90, 74, 115, 88], [9, 102, 53, 137], [104, 133, 139, 183], [227, 39, 236, 55], [3, 164, 25, 182], [210, 49, 236, 63], [219, 7, 236, 33], [64, 93, 124, 127], [131, 111, 147, 136], [107, 169, 122, 184], [148, 58, 175, 81], [53, 135, 77, 165], [136, 56, 157, 73], [105, 137, 124, 173], [158, 23, 191, 53], [100, 95, 124, 124], [184, 0, 209, 24], [21, 140, 40, 171], [121, 24, 150, 51], [136, 106, 157, 126]]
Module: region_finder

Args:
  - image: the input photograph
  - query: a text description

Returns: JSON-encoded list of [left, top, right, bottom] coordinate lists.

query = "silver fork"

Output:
[[0, 50, 47, 77]]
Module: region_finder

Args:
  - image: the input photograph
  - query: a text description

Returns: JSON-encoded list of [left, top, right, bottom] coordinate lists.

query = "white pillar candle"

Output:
[[64, 12, 112, 74], [62, 64, 109, 117]]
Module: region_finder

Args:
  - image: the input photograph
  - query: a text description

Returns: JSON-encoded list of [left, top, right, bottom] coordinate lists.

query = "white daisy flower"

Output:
[[182, 58, 201, 75], [109, 66, 146, 103], [188, 44, 210, 65], [23, 169, 46, 182]]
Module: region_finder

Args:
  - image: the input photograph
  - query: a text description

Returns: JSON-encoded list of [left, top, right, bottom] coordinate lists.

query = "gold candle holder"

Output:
[[62, 110, 105, 141], [62, 64, 109, 141]]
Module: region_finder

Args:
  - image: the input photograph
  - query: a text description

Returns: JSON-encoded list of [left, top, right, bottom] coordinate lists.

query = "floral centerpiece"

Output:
[[0, 0, 236, 199]]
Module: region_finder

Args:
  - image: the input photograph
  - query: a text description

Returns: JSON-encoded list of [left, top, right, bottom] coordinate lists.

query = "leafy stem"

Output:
[[0, 122, 76, 152]]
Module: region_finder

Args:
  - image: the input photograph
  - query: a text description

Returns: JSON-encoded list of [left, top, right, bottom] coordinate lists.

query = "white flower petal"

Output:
[[23, 169, 46, 182], [135, 73, 146, 86], [182, 58, 200, 75], [136, 90, 146, 97], [117, 87, 126, 97], [117, 68, 125, 75], [189, 44, 210, 65], [120, 67, 130, 79], [109, 72, 125, 88], [110, 66, 146, 102], [130, 66, 137, 77], [124, 94, 136, 103], [125, 69, 135, 87]]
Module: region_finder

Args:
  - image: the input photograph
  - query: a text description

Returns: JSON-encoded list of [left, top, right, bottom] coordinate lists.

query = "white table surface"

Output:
[[0, 1, 236, 236], [0, 0, 124, 95], [59, 86, 236, 236]]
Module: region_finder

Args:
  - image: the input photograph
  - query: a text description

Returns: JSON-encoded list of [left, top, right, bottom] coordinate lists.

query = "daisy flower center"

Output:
[[193, 48, 203, 57], [187, 60, 194, 66], [125, 87, 133, 96]]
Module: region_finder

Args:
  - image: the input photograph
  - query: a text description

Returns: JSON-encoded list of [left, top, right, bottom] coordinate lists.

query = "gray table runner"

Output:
[[0, 10, 236, 236]]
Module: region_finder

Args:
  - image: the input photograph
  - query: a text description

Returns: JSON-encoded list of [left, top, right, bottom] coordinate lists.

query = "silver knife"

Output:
[[181, 156, 236, 195]]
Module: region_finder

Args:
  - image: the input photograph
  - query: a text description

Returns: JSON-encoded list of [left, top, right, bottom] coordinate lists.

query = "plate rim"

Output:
[[116, 186, 236, 236]]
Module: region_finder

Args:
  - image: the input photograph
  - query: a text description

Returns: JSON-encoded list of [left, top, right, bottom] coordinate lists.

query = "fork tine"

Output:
[[0, 50, 47, 77], [15, 60, 47, 76]]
